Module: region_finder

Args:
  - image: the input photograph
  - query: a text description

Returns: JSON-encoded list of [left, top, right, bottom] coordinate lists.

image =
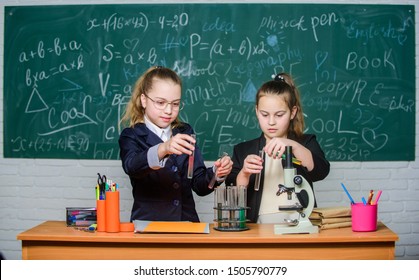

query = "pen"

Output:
[[367, 190, 374, 205], [187, 134, 196, 179], [362, 197, 367, 205], [99, 185, 105, 200], [371, 190, 382, 205], [88, 224, 97, 232], [95, 184, 100, 200], [340, 183, 355, 204], [106, 179, 113, 191]]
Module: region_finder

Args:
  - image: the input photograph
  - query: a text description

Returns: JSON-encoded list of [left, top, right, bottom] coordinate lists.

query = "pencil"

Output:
[[340, 183, 355, 204], [362, 197, 367, 205], [367, 190, 374, 205], [371, 190, 382, 205]]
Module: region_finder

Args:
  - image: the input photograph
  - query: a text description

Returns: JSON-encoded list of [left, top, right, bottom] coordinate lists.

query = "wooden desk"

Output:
[[17, 221, 398, 260]]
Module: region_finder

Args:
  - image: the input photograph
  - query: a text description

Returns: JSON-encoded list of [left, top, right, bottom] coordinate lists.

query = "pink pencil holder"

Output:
[[351, 203, 377, 232]]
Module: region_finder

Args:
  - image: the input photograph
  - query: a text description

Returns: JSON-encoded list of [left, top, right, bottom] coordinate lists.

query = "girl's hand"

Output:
[[264, 137, 315, 171], [264, 137, 291, 159], [242, 154, 264, 177], [161, 133, 195, 157], [214, 156, 233, 178], [236, 153, 264, 187]]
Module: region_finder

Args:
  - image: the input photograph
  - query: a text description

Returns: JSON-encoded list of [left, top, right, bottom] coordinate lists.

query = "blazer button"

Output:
[[173, 200, 180, 206], [172, 182, 180, 189]]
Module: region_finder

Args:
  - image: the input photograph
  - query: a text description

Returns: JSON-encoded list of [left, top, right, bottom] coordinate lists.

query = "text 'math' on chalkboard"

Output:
[[4, 4, 415, 160]]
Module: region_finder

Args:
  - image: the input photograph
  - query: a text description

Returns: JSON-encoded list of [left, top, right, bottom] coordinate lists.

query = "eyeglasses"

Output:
[[143, 94, 184, 111]]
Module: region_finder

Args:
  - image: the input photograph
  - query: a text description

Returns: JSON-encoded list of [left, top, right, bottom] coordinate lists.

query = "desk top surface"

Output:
[[17, 221, 398, 244]]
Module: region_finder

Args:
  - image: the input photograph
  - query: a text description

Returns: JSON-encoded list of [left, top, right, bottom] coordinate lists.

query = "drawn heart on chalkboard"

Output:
[[123, 39, 139, 50], [315, 51, 328, 69], [362, 128, 388, 152], [96, 108, 112, 123], [179, 37, 189, 46]]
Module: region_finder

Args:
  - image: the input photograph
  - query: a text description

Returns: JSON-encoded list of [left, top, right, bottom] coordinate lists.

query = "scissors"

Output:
[[97, 173, 107, 199]]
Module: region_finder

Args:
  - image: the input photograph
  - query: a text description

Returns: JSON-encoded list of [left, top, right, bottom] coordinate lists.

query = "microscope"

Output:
[[274, 146, 318, 234]]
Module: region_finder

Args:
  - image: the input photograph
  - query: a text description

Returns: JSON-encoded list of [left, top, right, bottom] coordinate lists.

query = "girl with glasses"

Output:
[[119, 66, 233, 222]]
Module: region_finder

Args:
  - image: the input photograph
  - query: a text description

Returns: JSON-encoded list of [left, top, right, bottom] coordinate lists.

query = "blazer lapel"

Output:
[[133, 123, 162, 146]]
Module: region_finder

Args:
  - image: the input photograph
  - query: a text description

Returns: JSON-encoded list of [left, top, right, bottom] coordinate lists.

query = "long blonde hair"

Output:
[[256, 72, 304, 139], [120, 66, 183, 128]]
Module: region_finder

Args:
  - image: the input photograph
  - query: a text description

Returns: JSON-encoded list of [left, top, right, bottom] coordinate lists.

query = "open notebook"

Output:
[[133, 220, 210, 234]]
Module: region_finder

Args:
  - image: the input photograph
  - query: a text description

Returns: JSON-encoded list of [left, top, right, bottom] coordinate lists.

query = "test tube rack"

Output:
[[213, 185, 250, 231]]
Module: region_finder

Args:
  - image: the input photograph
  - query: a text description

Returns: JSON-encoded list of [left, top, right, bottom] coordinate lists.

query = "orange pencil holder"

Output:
[[96, 199, 106, 232], [105, 191, 120, 233]]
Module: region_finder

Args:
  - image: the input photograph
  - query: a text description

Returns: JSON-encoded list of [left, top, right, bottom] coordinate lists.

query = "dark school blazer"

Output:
[[226, 134, 330, 223], [119, 122, 215, 222]]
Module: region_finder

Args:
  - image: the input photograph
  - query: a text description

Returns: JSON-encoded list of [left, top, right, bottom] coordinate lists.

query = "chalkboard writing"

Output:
[[4, 4, 415, 161]]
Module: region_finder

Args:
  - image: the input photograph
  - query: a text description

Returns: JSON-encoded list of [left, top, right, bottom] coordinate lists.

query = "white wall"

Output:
[[1, 0, 418, 260]]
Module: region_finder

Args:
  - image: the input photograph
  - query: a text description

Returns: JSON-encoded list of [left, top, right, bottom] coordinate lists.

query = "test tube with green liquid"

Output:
[[238, 185, 247, 228], [227, 186, 237, 228]]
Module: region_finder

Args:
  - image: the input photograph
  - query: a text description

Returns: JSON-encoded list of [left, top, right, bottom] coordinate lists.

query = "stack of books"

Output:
[[309, 207, 351, 230]]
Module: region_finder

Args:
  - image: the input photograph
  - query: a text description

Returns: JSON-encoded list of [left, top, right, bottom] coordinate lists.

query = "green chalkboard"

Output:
[[4, 4, 415, 161]]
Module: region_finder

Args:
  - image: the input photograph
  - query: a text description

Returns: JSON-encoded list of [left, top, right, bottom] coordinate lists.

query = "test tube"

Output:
[[187, 134, 196, 179], [214, 187, 221, 228], [238, 185, 247, 228], [208, 152, 228, 189], [254, 150, 264, 191], [208, 170, 218, 190], [227, 186, 237, 228], [217, 185, 225, 228]]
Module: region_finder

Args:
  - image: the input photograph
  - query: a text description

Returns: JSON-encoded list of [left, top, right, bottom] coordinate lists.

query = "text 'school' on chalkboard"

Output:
[[4, 4, 415, 161]]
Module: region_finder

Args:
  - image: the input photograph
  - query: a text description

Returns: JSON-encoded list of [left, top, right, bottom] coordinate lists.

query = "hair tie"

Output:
[[272, 73, 285, 82]]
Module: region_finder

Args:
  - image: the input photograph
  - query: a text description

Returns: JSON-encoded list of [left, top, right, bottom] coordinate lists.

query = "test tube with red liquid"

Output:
[[187, 134, 196, 179]]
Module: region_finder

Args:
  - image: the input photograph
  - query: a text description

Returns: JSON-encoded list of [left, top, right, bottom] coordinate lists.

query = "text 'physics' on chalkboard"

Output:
[[4, 4, 415, 161]]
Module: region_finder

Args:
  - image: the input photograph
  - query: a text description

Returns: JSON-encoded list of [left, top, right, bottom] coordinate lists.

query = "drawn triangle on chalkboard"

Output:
[[25, 87, 49, 113], [242, 79, 257, 102], [59, 77, 83, 92]]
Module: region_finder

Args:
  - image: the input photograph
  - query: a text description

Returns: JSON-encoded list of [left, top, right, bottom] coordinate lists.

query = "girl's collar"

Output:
[[144, 115, 171, 139]]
